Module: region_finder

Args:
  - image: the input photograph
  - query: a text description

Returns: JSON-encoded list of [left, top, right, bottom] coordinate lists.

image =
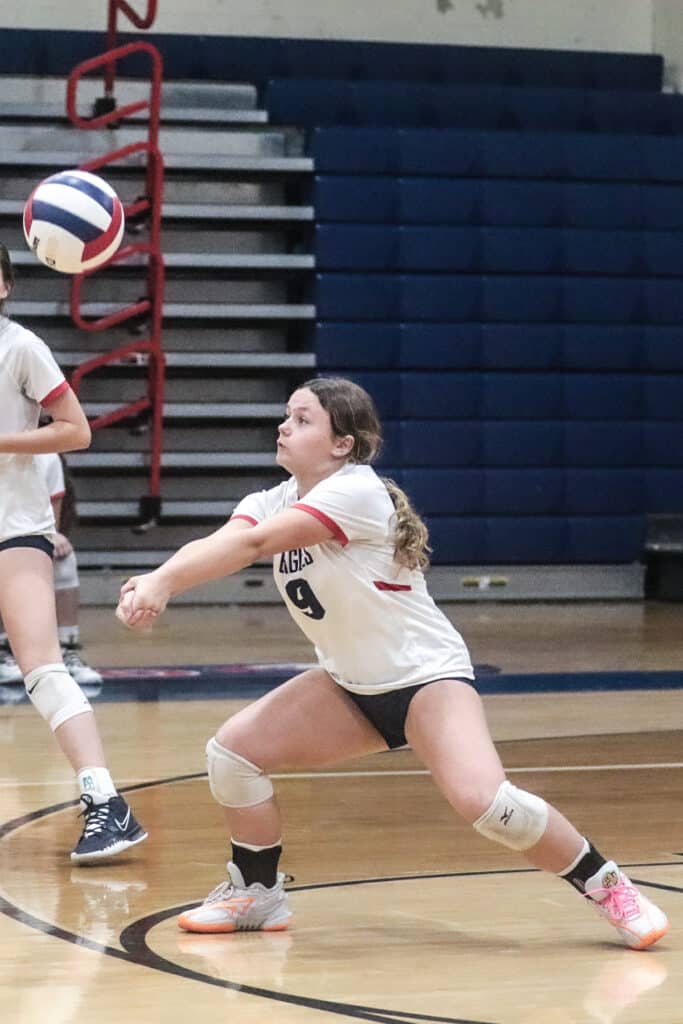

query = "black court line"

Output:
[[1, 773, 683, 1024]]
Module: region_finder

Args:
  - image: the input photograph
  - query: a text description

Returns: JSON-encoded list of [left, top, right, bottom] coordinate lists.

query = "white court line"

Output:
[[1, 761, 683, 790]]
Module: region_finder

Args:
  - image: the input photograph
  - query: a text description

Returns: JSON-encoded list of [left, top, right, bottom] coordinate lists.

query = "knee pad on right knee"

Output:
[[473, 780, 548, 851], [206, 736, 274, 808], [24, 663, 92, 732]]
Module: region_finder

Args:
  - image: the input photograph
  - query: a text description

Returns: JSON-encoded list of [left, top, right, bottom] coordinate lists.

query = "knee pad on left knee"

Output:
[[24, 663, 92, 732], [206, 736, 274, 808], [54, 550, 79, 591], [473, 781, 548, 851]]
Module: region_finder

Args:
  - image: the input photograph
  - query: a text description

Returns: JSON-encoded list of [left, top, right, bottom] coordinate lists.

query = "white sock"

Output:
[[78, 766, 117, 803], [231, 837, 283, 852], [59, 626, 80, 647], [558, 837, 590, 877]]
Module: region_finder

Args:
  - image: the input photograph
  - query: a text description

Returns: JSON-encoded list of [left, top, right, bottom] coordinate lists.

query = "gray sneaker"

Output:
[[62, 644, 103, 686], [0, 645, 22, 684], [177, 861, 292, 933]]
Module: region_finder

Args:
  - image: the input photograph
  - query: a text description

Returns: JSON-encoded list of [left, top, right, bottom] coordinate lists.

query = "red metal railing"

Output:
[[105, 2, 159, 98], [66, 11, 165, 521]]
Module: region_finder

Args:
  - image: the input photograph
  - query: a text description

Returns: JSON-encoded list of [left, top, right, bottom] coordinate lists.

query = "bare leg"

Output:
[[214, 668, 387, 846], [405, 679, 584, 872], [55, 585, 79, 630], [0, 547, 106, 772]]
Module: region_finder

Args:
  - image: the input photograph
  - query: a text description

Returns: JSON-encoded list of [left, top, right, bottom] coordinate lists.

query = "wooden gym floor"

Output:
[[1, 599, 682, 1024]]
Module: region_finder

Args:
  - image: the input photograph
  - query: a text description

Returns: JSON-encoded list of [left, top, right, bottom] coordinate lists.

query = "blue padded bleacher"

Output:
[[644, 425, 683, 466], [269, 79, 683, 134], [311, 128, 683, 181], [400, 325, 481, 368], [20, 32, 657, 90], [647, 470, 683, 511], [565, 469, 644, 514], [96, 35, 658, 92], [317, 225, 683, 277], [305, 52, 681, 568], [564, 423, 644, 467], [317, 323, 683, 374], [643, 327, 683, 370], [566, 518, 645, 562], [401, 421, 483, 467], [313, 176, 397, 222]]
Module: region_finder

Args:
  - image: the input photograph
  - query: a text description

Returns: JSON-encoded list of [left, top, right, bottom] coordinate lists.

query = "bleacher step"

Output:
[[82, 401, 284, 419], [10, 301, 316, 320], [68, 451, 278, 469], [53, 351, 315, 370]]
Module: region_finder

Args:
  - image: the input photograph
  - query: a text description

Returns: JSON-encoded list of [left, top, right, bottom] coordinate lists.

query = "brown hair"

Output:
[[302, 377, 431, 570], [0, 243, 14, 315]]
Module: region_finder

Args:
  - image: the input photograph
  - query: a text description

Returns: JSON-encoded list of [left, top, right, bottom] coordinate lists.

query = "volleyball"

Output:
[[22, 169, 125, 275]]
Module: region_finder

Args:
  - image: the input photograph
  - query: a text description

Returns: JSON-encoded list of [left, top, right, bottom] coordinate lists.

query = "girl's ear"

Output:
[[332, 434, 354, 458]]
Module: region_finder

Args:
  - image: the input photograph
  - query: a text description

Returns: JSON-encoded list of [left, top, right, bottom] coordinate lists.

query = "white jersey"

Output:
[[35, 452, 66, 502], [232, 463, 474, 694], [0, 316, 69, 544]]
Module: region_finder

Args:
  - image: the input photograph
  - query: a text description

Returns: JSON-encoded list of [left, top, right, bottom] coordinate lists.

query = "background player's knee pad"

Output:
[[24, 663, 92, 732], [54, 549, 79, 591], [206, 736, 274, 808], [473, 780, 548, 851]]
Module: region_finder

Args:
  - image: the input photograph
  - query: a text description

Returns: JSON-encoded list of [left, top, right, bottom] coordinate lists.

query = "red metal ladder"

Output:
[[66, 0, 165, 526]]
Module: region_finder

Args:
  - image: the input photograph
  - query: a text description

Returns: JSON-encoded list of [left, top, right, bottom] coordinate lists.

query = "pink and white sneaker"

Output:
[[586, 861, 669, 950]]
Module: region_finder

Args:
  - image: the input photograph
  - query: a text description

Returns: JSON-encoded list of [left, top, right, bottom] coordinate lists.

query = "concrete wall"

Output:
[[0, 0, 655, 52], [653, 0, 683, 89]]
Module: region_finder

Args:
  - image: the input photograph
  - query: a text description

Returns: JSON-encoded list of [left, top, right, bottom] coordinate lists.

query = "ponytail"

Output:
[[381, 477, 431, 571]]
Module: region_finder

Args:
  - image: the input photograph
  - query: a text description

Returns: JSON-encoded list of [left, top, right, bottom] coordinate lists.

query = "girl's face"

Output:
[[0, 267, 9, 303], [276, 388, 353, 480]]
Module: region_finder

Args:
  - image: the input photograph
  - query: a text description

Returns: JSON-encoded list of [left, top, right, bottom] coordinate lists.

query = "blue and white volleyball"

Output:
[[23, 169, 125, 275]]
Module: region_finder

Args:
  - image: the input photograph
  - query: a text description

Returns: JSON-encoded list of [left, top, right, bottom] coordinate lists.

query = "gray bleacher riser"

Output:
[[8, 273, 295, 304], [72, 469, 283, 502], [76, 372, 288, 403], [0, 173, 299, 206], [1, 220, 304, 254], [157, 225, 307, 253], [30, 324, 294, 354], [0, 124, 286, 157], [71, 521, 230, 552], [0, 76, 260, 111], [88, 423, 281, 453]]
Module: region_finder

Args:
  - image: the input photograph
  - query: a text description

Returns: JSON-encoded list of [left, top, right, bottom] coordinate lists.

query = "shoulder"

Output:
[[3, 318, 48, 357], [308, 464, 390, 506]]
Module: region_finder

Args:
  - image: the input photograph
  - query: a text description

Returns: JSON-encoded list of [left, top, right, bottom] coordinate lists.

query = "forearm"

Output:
[[0, 420, 90, 454], [155, 529, 262, 597]]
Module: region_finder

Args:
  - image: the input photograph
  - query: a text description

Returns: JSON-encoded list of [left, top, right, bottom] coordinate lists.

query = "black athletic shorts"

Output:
[[0, 535, 55, 558], [344, 678, 471, 750]]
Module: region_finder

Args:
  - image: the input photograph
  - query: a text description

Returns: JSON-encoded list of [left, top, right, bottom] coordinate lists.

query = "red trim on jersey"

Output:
[[49, 490, 66, 501], [231, 514, 258, 526], [294, 503, 349, 546], [40, 380, 70, 405], [373, 581, 412, 592]]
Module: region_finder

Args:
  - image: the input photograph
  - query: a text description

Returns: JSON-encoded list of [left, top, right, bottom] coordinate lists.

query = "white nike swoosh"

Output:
[[115, 809, 131, 831]]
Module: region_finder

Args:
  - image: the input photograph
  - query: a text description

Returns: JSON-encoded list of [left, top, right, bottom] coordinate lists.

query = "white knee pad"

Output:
[[473, 780, 548, 851], [54, 549, 79, 591], [206, 736, 274, 808], [24, 663, 92, 732]]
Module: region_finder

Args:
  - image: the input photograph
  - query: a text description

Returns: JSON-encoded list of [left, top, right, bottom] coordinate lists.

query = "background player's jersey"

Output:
[[232, 463, 473, 693], [0, 317, 68, 543], [35, 452, 66, 502]]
